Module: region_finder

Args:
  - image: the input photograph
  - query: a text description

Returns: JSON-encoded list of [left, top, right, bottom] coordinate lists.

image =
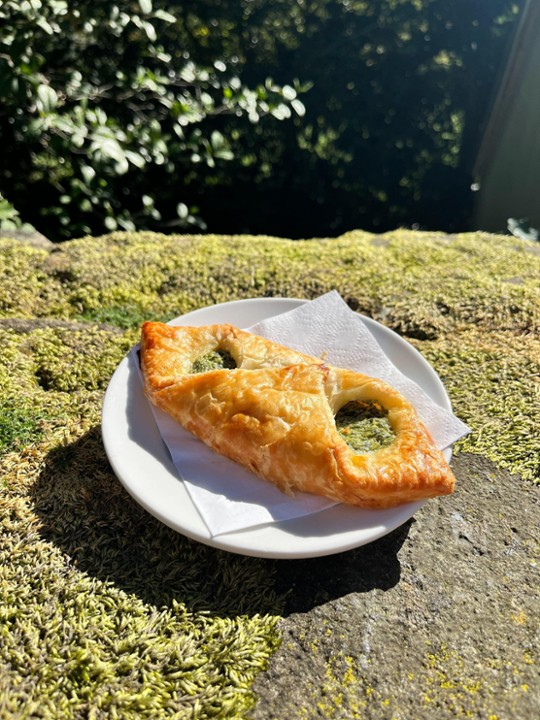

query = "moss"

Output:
[[0, 403, 45, 455], [1, 424, 284, 719], [29, 327, 135, 392], [414, 328, 540, 482], [0, 239, 71, 318], [0, 325, 135, 395], [76, 304, 162, 330], [1, 228, 539, 717], [0, 241, 50, 316], [2, 229, 539, 333], [0, 311, 284, 717], [0, 538, 282, 718]]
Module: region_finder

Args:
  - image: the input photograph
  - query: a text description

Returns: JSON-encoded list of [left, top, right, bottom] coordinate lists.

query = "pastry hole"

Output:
[[191, 349, 237, 374], [335, 400, 396, 454]]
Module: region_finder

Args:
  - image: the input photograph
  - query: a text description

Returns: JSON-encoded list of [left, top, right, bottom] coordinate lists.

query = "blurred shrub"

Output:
[[196, 0, 523, 237], [0, 0, 523, 240], [0, 0, 304, 238]]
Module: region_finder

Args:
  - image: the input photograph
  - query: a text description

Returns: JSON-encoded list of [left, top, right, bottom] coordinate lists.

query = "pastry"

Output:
[[140, 322, 456, 508]]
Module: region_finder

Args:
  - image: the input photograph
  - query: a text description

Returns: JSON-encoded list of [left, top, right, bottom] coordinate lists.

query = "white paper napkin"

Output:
[[135, 291, 470, 537]]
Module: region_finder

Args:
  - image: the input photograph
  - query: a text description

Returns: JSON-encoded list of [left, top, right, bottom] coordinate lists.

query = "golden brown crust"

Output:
[[140, 321, 455, 508]]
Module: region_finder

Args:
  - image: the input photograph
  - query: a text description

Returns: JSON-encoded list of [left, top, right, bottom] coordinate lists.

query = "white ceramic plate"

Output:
[[102, 298, 452, 559]]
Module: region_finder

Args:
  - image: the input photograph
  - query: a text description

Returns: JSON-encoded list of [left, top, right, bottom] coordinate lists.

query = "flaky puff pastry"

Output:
[[140, 322, 455, 508]]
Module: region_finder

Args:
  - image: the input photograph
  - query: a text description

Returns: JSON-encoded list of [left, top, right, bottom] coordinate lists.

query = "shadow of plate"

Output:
[[30, 426, 410, 618]]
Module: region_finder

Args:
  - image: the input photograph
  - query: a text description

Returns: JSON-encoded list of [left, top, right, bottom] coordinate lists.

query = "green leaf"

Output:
[[80, 165, 96, 184], [153, 9, 176, 23], [125, 150, 146, 169], [291, 98, 306, 117], [143, 21, 157, 42], [36, 17, 55, 35], [0, 194, 20, 223], [270, 104, 292, 120], [114, 157, 129, 174], [210, 130, 225, 149], [90, 129, 128, 173], [36, 84, 58, 112], [282, 85, 297, 101]]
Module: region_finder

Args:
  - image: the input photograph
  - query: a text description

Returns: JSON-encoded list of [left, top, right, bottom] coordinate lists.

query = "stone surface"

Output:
[[251, 453, 539, 719], [0, 229, 538, 719], [0, 227, 54, 249]]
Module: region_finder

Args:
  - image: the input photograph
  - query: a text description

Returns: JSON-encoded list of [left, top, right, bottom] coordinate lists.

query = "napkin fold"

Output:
[[135, 291, 470, 537]]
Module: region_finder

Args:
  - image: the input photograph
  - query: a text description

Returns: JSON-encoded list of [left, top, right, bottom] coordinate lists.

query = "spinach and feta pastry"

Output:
[[140, 322, 455, 508]]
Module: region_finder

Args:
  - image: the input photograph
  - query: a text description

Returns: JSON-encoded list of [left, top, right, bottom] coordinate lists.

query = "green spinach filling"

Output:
[[191, 349, 236, 373], [335, 400, 395, 454]]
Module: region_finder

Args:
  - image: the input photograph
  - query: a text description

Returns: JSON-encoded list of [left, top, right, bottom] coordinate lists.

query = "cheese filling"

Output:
[[335, 400, 395, 454]]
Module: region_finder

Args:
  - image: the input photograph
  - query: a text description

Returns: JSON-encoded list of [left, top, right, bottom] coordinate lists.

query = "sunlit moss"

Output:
[[1, 414, 283, 719], [29, 327, 134, 392], [0, 402, 46, 454], [415, 327, 540, 482], [0, 239, 71, 318]]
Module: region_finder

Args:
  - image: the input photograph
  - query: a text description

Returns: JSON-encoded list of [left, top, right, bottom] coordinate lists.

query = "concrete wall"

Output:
[[473, 0, 540, 234]]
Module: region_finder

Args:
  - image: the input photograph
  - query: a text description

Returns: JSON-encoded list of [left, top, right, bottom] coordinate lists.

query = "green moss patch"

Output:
[[29, 326, 134, 392], [415, 328, 540, 483], [2, 230, 539, 333], [0, 402, 46, 455], [0, 316, 283, 718]]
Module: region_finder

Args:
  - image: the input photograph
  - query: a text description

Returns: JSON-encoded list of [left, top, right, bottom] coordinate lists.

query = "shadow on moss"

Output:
[[31, 426, 409, 618]]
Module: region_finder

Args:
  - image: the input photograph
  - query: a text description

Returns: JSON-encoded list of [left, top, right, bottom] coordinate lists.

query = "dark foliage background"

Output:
[[0, 0, 523, 241]]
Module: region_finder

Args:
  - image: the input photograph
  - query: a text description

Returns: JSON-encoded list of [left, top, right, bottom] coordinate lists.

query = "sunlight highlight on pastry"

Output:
[[140, 321, 456, 508]]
